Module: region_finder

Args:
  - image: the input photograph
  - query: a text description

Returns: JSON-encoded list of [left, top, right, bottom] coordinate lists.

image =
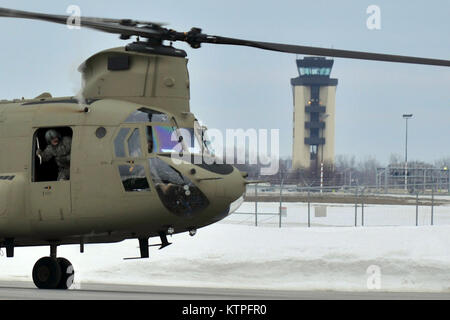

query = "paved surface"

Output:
[[0, 281, 450, 300]]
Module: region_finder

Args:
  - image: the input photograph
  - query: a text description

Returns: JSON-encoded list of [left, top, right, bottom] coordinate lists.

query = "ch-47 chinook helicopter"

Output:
[[0, 7, 448, 290]]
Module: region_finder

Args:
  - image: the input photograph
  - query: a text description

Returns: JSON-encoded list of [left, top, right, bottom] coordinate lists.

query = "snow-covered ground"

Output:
[[1, 202, 450, 292]]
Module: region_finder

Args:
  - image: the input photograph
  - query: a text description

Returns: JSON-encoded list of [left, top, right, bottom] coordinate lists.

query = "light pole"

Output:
[[403, 114, 413, 192]]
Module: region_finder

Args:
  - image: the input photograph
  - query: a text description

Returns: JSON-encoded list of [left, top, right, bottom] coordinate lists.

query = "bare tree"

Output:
[[389, 153, 403, 165]]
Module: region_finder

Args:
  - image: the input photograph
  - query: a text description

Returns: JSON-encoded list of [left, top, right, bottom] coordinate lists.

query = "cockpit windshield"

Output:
[[147, 124, 215, 157], [150, 125, 181, 153], [123, 108, 215, 157], [198, 122, 216, 156], [200, 127, 215, 156], [178, 128, 201, 154], [175, 124, 215, 157]]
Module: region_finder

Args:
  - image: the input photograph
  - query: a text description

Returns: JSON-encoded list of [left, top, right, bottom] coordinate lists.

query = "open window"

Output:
[[33, 127, 73, 182], [118, 164, 150, 192], [113, 127, 150, 192]]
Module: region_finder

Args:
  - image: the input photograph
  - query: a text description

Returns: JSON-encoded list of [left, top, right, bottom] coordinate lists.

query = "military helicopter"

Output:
[[0, 7, 448, 290]]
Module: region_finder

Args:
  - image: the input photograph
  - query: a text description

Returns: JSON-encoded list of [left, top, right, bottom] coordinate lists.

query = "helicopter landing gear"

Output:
[[32, 257, 61, 289], [32, 244, 74, 289]]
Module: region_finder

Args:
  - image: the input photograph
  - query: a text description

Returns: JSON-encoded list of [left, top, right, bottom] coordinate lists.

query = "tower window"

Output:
[[299, 67, 331, 77]]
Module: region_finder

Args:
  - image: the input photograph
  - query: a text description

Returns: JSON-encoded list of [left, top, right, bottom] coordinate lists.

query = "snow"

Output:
[[1, 202, 450, 292]]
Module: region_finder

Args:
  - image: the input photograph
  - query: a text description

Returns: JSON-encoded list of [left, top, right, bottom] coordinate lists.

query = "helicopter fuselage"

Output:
[[0, 46, 245, 250]]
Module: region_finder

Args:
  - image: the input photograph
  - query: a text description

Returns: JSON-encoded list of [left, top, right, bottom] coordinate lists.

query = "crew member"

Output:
[[37, 129, 72, 181]]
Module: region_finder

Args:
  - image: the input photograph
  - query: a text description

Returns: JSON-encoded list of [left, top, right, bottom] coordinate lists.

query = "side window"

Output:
[[114, 128, 130, 157], [115, 127, 148, 192], [33, 127, 73, 182], [115, 127, 143, 158], [127, 129, 142, 157], [118, 164, 150, 192]]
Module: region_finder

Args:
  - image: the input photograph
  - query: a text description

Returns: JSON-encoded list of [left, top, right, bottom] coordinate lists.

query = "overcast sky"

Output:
[[0, 0, 448, 165]]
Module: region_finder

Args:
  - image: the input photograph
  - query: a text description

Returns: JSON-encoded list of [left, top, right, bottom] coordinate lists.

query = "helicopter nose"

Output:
[[221, 167, 246, 201], [205, 166, 246, 221], [191, 162, 245, 201], [184, 163, 245, 224]]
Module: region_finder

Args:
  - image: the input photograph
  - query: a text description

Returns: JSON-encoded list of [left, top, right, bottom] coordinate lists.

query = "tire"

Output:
[[56, 257, 75, 290], [32, 257, 62, 289]]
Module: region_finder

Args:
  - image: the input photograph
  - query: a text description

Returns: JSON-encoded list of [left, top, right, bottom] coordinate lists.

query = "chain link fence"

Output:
[[223, 184, 450, 228]]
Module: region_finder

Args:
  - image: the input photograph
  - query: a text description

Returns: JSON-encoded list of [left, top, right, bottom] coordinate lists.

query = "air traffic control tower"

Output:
[[291, 57, 338, 170]]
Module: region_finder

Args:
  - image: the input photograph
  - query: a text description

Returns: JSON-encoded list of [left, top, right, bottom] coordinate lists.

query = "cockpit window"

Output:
[[151, 126, 182, 153], [146, 127, 154, 153], [118, 164, 150, 192], [150, 123, 214, 156], [125, 107, 170, 123], [128, 129, 142, 158], [178, 128, 201, 154], [193, 121, 215, 156], [149, 158, 209, 216], [202, 130, 216, 156], [114, 128, 130, 157]]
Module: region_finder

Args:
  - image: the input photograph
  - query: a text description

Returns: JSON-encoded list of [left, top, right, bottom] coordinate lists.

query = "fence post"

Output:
[[361, 188, 365, 227], [255, 184, 258, 227], [431, 186, 434, 226], [307, 188, 311, 228], [423, 168, 426, 192], [354, 187, 358, 227], [416, 192, 419, 227], [279, 180, 283, 228], [384, 168, 388, 194]]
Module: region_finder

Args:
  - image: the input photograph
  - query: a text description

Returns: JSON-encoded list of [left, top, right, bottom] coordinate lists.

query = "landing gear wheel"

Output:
[[56, 257, 74, 289], [32, 257, 62, 289]]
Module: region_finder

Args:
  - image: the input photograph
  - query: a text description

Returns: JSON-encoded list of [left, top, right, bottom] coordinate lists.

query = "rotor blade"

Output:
[[0, 7, 162, 38], [79, 17, 166, 27], [203, 35, 450, 67], [1, 7, 448, 67]]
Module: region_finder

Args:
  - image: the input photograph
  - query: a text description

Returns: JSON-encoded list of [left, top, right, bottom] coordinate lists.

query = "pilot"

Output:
[[37, 129, 72, 181]]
